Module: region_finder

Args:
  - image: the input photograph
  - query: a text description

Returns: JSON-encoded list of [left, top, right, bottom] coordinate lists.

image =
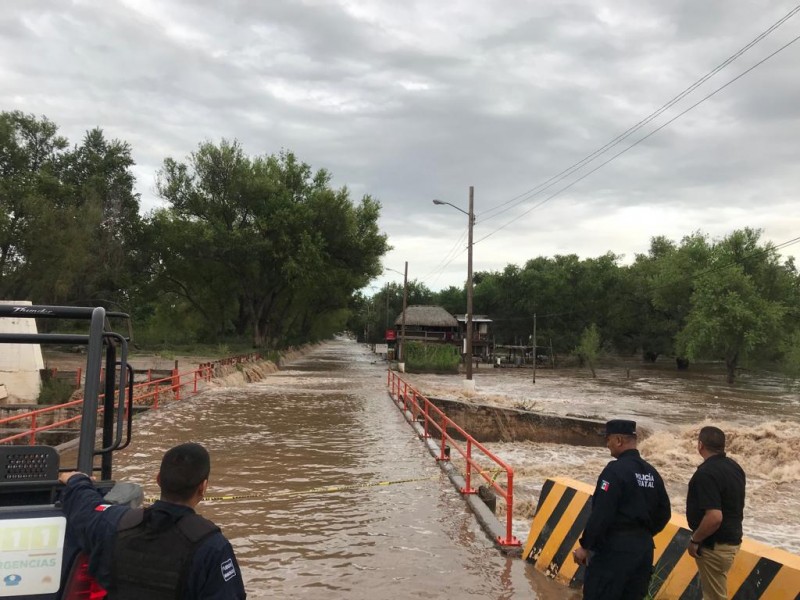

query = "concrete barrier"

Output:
[[523, 477, 800, 599], [426, 396, 607, 446]]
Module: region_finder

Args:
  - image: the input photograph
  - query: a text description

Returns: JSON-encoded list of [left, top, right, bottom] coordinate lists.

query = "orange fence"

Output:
[[0, 364, 215, 445], [386, 370, 521, 548], [44, 367, 84, 388]]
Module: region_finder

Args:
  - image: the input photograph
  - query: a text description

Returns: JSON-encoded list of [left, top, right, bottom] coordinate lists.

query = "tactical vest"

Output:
[[109, 507, 220, 600]]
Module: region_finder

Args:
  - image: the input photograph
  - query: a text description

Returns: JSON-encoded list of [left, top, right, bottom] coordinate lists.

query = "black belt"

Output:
[[611, 523, 649, 535]]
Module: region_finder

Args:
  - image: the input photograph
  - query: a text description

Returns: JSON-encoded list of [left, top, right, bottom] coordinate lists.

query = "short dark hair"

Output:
[[699, 426, 725, 453], [158, 442, 210, 501]]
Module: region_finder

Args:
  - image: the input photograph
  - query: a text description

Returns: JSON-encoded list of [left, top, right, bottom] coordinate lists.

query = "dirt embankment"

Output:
[[40, 344, 323, 405], [205, 344, 322, 388]]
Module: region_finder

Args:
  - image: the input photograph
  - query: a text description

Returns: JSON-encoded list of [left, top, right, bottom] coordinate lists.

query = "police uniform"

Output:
[[61, 474, 246, 599], [578, 420, 671, 600]]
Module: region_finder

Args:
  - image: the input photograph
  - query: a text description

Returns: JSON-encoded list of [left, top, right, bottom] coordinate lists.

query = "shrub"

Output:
[[404, 342, 460, 373], [38, 378, 76, 405]]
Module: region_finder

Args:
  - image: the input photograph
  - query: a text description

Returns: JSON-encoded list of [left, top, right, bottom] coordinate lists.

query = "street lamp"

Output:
[[385, 263, 408, 365], [433, 186, 475, 388]]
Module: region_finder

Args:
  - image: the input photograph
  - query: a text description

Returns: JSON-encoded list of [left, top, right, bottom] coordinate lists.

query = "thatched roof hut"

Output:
[[394, 305, 458, 327]]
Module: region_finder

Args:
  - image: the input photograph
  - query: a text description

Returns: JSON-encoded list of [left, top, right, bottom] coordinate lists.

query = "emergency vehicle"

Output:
[[0, 305, 133, 598]]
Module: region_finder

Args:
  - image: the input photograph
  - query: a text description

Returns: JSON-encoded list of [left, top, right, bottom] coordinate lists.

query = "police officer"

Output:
[[59, 442, 246, 599], [573, 419, 671, 600]]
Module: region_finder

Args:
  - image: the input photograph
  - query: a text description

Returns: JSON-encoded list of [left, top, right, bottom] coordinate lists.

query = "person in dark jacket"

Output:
[[686, 426, 746, 600], [59, 442, 246, 599], [572, 419, 671, 600]]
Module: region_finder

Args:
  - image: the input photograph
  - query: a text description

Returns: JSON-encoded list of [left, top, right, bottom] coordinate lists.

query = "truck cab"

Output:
[[0, 305, 133, 599]]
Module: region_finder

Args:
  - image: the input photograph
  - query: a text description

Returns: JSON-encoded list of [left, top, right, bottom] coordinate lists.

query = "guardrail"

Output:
[[386, 369, 520, 548], [0, 365, 215, 445]]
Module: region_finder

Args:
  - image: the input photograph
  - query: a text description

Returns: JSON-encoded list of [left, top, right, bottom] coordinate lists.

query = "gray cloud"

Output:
[[1, 0, 797, 290]]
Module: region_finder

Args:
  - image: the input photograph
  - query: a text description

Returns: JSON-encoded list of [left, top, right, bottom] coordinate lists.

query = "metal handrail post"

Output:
[[461, 439, 476, 494], [438, 413, 449, 461], [498, 469, 521, 546], [29, 412, 37, 445]]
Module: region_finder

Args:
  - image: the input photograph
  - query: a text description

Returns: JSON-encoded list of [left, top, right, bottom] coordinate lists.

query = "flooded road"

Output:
[[109, 340, 574, 599]]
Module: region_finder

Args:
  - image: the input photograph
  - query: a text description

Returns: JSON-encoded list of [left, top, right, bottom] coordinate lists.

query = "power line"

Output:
[[419, 227, 469, 288], [475, 32, 800, 245], [478, 4, 800, 225]]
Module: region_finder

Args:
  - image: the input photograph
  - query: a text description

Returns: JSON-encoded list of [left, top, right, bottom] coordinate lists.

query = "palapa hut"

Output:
[[393, 305, 459, 343]]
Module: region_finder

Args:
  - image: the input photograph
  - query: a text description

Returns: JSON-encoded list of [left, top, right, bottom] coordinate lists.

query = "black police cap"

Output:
[[600, 419, 637, 436]]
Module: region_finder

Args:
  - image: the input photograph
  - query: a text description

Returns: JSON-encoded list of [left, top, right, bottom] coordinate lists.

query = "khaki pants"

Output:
[[695, 543, 740, 600]]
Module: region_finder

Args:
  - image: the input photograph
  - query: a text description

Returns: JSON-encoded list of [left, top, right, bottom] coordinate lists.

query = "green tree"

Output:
[[780, 330, 800, 387], [676, 229, 790, 383], [575, 323, 601, 377], [0, 111, 140, 307], [150, 140, 389, 347], [433, 285, 466, 315], [0, 111, 67, 298]]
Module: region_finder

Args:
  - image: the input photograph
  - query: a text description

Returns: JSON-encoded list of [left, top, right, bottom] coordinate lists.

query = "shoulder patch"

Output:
[[94, 504, 113, 512], [221, 558, 236, 581], [600, 480, 610, 492]]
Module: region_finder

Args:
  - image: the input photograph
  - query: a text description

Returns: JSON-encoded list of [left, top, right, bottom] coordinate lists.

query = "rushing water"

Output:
[[108, 340, 574, 599], [404, 364, 800, 554]]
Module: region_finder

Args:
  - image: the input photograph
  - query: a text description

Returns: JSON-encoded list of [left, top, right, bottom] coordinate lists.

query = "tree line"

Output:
[[354, 231, 800, 384], [0, 111, 389, 349], [5, 110, 797, 381]]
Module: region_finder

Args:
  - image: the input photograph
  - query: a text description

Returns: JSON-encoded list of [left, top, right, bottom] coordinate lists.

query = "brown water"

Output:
[[106, 340, 575, 599], [403, 365, 800, 554]]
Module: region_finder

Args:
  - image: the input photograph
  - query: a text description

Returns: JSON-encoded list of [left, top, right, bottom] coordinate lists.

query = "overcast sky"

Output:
[[2, 0, 798, 292]]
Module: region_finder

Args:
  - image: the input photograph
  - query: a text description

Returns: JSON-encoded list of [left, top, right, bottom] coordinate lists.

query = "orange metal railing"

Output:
[[386, 370, 521, 548], [0, 363, 221, 445]]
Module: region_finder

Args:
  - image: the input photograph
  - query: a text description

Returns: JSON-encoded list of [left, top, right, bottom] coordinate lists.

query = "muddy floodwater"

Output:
[[108, 340, 576, 599], [403, 360, 800, 554]]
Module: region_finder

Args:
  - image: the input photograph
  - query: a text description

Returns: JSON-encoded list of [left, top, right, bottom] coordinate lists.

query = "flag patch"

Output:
[[600, 480, 610, 492], [94, 504, 112, 512]]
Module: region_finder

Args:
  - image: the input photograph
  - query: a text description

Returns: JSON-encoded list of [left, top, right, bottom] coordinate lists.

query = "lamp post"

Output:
[[433, 186, 475, 386], [385, 263, 408, 365]]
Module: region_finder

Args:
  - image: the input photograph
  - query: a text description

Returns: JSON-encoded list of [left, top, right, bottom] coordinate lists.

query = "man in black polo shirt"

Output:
[[686, 426, 746, 600], [573, 419, 671, 600]]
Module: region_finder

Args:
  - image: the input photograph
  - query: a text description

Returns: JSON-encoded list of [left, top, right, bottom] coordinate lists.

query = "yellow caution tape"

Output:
[[143, 474, 439, 504]]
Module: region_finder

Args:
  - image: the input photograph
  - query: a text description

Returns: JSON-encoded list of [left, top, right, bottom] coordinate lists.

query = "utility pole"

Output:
[[466, 186, 474, 382], [384, 283, 389, 331], [432, 190, 475, 390], [532, 313, 537, 384], [399, 261, 408, 364]]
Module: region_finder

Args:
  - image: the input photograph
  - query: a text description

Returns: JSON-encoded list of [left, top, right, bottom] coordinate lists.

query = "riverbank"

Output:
[[206, 344, 323, 387]]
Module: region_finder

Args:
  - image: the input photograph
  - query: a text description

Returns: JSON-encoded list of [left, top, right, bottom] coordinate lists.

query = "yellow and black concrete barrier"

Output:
[[523, 477, 800, 599]]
